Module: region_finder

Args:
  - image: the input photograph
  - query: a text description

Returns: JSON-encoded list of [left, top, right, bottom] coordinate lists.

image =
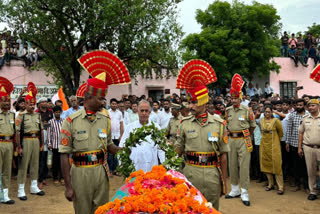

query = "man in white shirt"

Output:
[[120, 100, 165, 172], [159, 99, 172, 129], [108, 98, 124, 176], [149, 101, 161, 124], [124, 101, 139, 128], [254, 83, 263, 97]]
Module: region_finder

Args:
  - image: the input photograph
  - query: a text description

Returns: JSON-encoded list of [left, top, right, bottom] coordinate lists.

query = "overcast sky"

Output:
[[1, 0, 319, 36], [177, 0, 320, 36]]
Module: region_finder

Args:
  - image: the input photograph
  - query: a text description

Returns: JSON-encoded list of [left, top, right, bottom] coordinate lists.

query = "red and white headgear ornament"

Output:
[[0, 76, 13, 102], [176, 59, 217, 106], [78, 50, 131, 97]]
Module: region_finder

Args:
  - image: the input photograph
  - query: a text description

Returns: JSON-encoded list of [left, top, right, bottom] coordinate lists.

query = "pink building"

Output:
[[2, 57, 318, 103], [1, 60, 180, 102], [269, 58, 319, 97]]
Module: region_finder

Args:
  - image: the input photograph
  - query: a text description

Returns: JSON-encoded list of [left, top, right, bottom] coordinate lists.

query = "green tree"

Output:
[[306, 23, 320, 37], [0, 0, 183, 95], [181, 0, 281, 84]]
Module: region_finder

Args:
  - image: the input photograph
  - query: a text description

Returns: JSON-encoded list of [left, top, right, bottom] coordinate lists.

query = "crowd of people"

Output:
[[280, 31, 320, 67], [1, 83, 319, 204], [1, 46, 320, 214], [0, 33, 43, 68]]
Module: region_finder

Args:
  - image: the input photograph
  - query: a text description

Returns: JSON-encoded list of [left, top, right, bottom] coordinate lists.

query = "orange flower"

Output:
[[148, 204, 157, 213]]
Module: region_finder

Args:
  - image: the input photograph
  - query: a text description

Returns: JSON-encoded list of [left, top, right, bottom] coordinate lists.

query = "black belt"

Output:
[[24, 132, 40, 137], [0, 135, 14, 140], [186, 152, 217, 166], [229, 131, 244, 138], [303, 144, 320, 149], [72, 151, 105, 164]]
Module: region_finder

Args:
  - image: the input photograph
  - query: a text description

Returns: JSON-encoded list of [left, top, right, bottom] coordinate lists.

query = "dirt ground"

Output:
[[1, 176, 319, 214]]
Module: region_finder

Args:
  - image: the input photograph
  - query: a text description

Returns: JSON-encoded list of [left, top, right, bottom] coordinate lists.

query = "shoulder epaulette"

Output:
[[241, 104, 250, 110], [212, 114, 225, 124], [66, 110, 82, 123], [226, 106, 233, 111], [302, 114, 309, 118], [180, 115, 193, 123]]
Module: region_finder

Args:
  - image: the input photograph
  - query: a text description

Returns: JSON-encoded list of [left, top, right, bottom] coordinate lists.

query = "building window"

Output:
[[280, 81, 297, 98]]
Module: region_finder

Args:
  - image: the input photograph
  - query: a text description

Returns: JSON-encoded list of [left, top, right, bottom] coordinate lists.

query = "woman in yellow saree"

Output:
[[260, 105, 284, 195]]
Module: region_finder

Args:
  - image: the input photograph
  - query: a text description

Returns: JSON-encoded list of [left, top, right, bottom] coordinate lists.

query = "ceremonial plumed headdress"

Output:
[[76, 83, 86, 98], [310, 64, 320, 83], [230, 73, 244, 99], [176, 59, 217, 106], [78, 50, 131, 97], [0, 76, 13, 102], [25, 82, 38, 104]]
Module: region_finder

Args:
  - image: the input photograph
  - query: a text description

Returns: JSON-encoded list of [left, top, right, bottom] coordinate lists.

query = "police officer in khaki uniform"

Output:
[[60, 50, 131, 214], [0, 77, 15, 204], [174, 60, 229, 210], [298, 99, 320, 201], [225, 74, 256, 206], [166, 103, 182, 143], [15, 82, 45, 200]]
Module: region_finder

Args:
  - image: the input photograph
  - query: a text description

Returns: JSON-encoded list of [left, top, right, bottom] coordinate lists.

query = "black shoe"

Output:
[[31, 191, 45, 196], [225, 194, 240, 199], [19, 196, 27, 201], [2, 199, 15, 205], [242, 200, 250, 206], [308, 194, 317, 201]]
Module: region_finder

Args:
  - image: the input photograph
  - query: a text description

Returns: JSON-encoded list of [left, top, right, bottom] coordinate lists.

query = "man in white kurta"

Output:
[[120, 100, 165, 172]]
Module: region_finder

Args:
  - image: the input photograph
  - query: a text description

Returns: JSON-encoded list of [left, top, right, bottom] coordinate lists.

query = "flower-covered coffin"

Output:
[[95, 166, 221, 214]]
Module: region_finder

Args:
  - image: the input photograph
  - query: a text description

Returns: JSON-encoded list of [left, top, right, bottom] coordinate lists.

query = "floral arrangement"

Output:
[[117, 122, 184, 178], [95, 165, 220, 214]]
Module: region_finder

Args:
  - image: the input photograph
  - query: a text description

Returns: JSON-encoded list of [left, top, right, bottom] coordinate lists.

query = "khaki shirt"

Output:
[[15, 110, 42, 133], [175, 114, 229, 153], [226, 104, 256, 131], [0, 109, 15, 136], [298, 113, 320, 145], [166, 116, 181, 142], [59, 108, 113, 154]]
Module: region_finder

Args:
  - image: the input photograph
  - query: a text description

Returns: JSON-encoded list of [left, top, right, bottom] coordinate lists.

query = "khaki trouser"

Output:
[[266, 173, 284, 190], [0, 142, 14, 188], [17, 138, 40, 184], [303, 145, 320, 195], [228, 137, 251, 189], [183, 164, 221, 210], [71, 165, 109, 214]]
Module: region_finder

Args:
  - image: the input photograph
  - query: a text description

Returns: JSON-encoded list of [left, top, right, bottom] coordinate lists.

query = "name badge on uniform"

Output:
[[9, 118, 14, 124], [208, 132, 218, 142], [187, 130, 196, 133], [99, 128, 107, 138], [238, 115, 245, 121]]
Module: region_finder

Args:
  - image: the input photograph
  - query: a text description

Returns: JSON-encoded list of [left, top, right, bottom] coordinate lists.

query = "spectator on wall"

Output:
[[288, 45, 298, 67], [308, 44, 318, 67], [304, 33, 313, 49], [297, 34, 304, 48], [281, 31, 289, 57], [288, 33, 298, 48]]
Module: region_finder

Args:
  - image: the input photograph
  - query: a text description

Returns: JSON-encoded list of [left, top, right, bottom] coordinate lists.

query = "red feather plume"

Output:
[[27, 82, 38, 97], [76, 83, 87, 98], [0, 76, 14, 94], [176, 59, 217, 89], [78, 50, 131, 85], [310, 64, 320, 83], [231, 73, 244, 92]]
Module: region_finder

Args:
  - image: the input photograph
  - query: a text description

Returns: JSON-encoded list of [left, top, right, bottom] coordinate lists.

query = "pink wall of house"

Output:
[[270, 57, 319, 96], [1, 61, 180, 102]]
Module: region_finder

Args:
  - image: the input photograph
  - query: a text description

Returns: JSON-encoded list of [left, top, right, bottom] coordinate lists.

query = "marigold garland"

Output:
[[117, 122, 184, 178], [95, 165, 221, 214]]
